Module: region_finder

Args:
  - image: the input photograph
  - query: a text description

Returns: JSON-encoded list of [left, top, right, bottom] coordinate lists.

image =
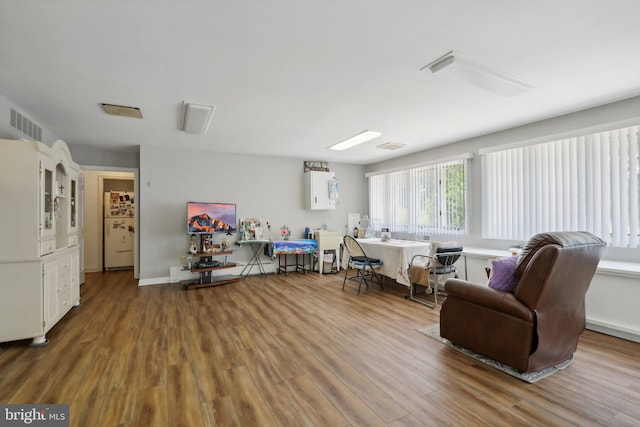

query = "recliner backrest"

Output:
[[513, 231, 606, 311], [515, 231, 604, 279]]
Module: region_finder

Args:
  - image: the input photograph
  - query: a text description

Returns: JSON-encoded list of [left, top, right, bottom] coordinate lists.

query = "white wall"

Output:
[[68, 143, 139, 169], [139, 146, 367, 282]]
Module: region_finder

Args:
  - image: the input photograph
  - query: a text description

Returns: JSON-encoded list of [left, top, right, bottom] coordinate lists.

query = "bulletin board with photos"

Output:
[[239, 218, 265, 240]]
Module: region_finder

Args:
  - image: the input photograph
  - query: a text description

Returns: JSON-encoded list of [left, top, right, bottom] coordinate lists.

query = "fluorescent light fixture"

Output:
[[421, 51, 535, 97], [182, 102, 215, 134], [330, 130, 381, 151]]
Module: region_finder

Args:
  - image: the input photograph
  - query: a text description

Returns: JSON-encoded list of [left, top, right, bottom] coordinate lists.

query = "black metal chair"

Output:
[[342, 236, 384, 294]]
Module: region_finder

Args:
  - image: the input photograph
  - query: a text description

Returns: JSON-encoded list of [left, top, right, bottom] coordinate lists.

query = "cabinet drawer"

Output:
[[57, 289, 72, 318], [57, 274, 71, 294], [57, 254, 72, 277], [68, 235, 79, 247], [40, 239, 56, 256]]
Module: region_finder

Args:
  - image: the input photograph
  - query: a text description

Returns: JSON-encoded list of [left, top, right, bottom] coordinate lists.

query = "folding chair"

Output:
[[342, 235, 384, 294]]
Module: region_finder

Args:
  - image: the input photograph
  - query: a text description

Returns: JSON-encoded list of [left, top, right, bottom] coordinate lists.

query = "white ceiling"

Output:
[[1, 1, 640, 165]]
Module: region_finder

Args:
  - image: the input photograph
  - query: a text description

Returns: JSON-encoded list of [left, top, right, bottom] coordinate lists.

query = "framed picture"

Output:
[[254, 226, 264, 240], [304, 160, 329, 172]]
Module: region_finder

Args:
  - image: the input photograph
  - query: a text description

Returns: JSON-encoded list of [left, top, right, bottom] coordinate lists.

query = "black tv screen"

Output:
[[187, 202, 237, 234]]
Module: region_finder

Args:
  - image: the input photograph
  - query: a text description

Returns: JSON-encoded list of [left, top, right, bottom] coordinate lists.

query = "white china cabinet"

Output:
[[0, 139, 81, 346]]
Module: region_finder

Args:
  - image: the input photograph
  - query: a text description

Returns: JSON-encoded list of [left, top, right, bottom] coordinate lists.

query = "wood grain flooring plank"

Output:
[[286, 374, 351, 427], [166, 362, 209, 427], [130, 385, 169, 427], [203, 395, 242, 426], [226, 365, 279, 427], [276, 330, 396, 427]]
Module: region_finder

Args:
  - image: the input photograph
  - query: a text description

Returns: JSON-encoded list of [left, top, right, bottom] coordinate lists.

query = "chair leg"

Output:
[[373, 269, 384, 290], [342, 264, 349, 291], [343, 265, 380, 295], [408, 282, 436, 308], [363, 262, 384, 290]]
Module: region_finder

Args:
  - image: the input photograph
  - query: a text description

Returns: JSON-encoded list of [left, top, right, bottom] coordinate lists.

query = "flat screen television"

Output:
[[187, 202, 237, 234]]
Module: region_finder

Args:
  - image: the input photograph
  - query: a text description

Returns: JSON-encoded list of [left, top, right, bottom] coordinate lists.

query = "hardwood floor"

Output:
[[1, 270, 639, 426]]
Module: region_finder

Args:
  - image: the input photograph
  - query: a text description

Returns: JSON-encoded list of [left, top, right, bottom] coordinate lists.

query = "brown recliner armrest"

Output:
[[445, 278, 534, 322]]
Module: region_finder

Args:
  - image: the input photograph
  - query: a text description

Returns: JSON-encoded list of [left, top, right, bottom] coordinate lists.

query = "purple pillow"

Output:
[[488, 256, 518, 292]]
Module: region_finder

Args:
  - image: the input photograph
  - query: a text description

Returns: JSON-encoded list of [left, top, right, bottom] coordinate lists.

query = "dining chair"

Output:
[[342, 235, 384, 294], [408, 243, 466, 307]]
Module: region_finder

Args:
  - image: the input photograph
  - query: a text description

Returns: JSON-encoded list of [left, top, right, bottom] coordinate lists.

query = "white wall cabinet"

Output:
[[0, 139, 81, 346], [304, 171, 336, 210]]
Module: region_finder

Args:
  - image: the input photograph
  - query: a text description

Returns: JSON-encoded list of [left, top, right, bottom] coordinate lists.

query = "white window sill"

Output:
[[463, 246, 640, 279]]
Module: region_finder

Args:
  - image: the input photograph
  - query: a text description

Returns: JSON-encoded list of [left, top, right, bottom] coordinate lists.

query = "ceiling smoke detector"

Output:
[[101, 103, 143, 119]]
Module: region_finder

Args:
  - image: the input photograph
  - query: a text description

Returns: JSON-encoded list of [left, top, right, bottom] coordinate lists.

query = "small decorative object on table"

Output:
[[281, 225, 291, 240], [266, 221, 272, 240], [254, 226, 264, 240], [188, 235, 198, 254], [201, 234, 215, 253]]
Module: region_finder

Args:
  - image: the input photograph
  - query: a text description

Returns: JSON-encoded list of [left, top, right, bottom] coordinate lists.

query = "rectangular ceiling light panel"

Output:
[[183, 102, 215, 134], [423, 51, 534, 97], [330, 130, 382, 151]]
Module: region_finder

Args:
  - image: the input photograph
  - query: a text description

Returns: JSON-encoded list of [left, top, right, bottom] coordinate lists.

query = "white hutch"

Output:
[[0, 139, 81, 346]]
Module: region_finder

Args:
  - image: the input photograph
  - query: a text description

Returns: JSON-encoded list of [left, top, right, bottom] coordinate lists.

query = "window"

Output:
[[482, 125, 640, 248], [368, 159, 468, 236]]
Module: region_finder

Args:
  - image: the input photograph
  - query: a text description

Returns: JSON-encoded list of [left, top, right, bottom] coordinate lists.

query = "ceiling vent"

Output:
[[377, 142, 406, 150], [10, 108, 42, 142], [101, 103, 143, 119]]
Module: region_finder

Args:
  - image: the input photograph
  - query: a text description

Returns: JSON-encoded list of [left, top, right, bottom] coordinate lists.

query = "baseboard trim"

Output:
[[586, 319, 640, 343], [138, 277, 170, 286]]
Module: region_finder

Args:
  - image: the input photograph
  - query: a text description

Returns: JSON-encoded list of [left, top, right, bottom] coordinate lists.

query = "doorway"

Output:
[[80, 168, 139, 279]]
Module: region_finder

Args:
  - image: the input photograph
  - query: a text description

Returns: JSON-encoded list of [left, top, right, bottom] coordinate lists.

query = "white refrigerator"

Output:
[[104, 191, 134, 270]]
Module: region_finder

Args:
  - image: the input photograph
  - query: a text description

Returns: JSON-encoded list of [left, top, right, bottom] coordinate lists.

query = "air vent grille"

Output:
[[377, 142, 406, 151], [10, 108, 42, 142]]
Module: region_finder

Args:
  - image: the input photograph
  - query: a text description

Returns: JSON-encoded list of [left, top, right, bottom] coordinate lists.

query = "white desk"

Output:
[[311, 230, 342, 274], [352, 238, 431, 286]]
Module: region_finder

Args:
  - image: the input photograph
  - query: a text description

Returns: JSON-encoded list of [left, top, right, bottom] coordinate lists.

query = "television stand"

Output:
[[183, 251, 241, 290]]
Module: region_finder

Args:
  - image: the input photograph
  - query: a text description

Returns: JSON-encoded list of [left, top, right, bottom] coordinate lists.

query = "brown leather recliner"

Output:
[[440, 231, 606, 373]]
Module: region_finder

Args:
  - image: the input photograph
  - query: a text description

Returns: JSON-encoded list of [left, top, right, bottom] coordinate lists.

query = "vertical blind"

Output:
[[482, 125, 640, 248], [369, 160, 467, 236]]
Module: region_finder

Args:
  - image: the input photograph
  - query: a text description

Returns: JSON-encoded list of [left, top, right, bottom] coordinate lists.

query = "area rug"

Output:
[[416, 323, 572, 383]]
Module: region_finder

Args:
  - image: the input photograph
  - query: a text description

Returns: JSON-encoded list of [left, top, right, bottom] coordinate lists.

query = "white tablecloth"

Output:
[[348, 238, 431, 286]]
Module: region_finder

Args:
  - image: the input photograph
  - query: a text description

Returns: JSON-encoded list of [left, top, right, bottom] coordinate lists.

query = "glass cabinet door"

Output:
[[40, 158, 56, 238], [69, 175, 77, 232]]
